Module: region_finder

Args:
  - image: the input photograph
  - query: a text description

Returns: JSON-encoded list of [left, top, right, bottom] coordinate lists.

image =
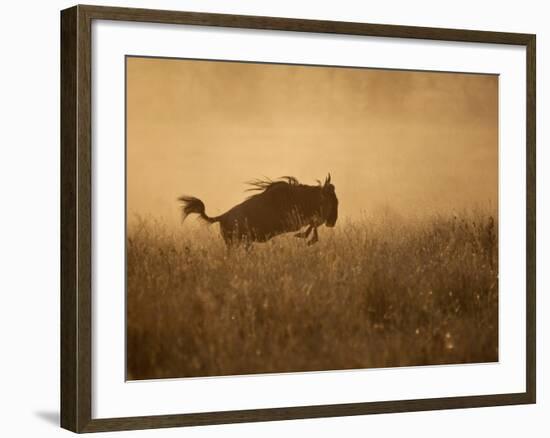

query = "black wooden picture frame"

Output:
[[61, 4, 536, 433]]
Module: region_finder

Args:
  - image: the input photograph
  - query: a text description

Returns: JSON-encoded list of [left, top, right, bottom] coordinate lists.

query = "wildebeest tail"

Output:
[[178, 196, 219, 223]]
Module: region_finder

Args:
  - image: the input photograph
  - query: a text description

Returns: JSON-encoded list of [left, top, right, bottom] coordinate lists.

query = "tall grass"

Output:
[[127, 213, 498, 380]]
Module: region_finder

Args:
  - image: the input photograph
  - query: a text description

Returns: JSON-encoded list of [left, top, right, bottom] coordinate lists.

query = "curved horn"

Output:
[[324, 173, 331, 186]]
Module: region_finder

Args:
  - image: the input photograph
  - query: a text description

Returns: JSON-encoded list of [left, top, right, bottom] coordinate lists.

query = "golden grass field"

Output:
[[126, 212, 498, 380]]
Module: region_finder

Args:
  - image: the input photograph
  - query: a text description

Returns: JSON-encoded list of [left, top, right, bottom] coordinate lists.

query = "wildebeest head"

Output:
[[321, 173, 338, 227]]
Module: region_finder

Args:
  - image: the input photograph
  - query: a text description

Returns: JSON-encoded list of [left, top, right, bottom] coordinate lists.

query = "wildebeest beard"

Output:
[[178, 174, 338, 246]]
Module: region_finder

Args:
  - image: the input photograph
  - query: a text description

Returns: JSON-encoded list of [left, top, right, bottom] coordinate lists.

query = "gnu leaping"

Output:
[[178, 174, 338, 246]]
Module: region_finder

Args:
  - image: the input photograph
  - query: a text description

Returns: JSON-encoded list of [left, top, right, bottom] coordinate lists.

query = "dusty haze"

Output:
[[126, 57, 498, 226], [126, 57, 499, 378]]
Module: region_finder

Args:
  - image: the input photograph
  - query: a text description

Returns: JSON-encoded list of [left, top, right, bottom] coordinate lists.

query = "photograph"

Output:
[[125, 56, 499, 381]]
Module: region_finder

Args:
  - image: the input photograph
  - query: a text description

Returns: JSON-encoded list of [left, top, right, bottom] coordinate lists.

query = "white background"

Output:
[[0, 0, 546, 437]]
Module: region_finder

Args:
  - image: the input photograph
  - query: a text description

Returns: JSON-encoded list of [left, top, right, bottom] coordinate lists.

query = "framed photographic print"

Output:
[[60, 4, 536, 433]]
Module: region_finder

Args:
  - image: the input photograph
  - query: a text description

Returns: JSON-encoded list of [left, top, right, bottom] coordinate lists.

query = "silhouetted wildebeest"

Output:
[[178, 175, 338, 246]]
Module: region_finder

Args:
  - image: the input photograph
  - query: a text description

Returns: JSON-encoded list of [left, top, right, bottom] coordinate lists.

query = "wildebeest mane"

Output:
[[245, 176, 302, 199]]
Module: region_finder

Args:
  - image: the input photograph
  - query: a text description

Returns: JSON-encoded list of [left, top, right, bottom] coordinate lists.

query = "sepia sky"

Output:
[[126, 56, 498, 226]]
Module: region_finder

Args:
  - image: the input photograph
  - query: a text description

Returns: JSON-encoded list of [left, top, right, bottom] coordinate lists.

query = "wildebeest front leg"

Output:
[[295, 224, 313, 239], [307, 227, 319, 245]]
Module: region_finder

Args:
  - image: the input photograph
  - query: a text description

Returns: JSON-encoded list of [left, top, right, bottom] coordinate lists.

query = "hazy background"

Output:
[[127, 57, 498, 226]]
